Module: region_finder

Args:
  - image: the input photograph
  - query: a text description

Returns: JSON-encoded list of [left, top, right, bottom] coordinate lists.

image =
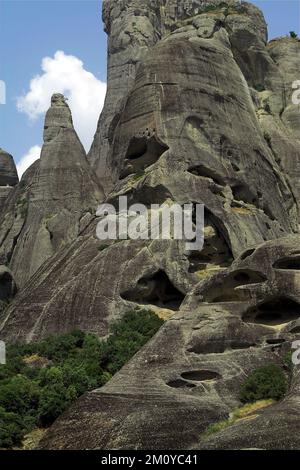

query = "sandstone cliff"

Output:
[[0, 94, 103, 288], [0, 0, 300, 450]]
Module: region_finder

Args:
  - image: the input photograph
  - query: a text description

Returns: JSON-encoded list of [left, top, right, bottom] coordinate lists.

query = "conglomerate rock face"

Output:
[[0, 0, 300, 450], [0, 94, 103, 288], [39, 235, 300, 450]]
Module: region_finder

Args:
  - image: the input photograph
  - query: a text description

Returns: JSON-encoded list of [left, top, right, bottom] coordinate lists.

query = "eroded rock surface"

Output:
[[39, 236, 300, 449], [0, 94, 103, 287], [0, 0, 300, 450], [0, 149, 18, 211]]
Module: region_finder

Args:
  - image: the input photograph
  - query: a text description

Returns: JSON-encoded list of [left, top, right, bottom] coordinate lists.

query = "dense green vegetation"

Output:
[[0, 309, 163, 448], [239, 364, 288, 403]]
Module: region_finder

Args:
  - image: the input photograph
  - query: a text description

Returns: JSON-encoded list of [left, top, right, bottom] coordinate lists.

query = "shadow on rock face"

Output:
[[120, 134, 169, 179], [243, 297, 300, 326], [121, 270, 185, 311], [202, 269, 267, 303], [273, 255, 300, 270]]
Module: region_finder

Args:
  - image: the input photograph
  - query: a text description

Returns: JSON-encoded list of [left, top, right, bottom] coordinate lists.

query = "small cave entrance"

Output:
[[243, 297, 300, 326], [240, 248, 255, 261], [289, 325, 300, 334], [181, 370, 220, 382], [273, 256, 300, 270], [231, 184, 260, 209], [0, 271, 15, 302], [187, 164, 226, 187], [265, 338, 286, 345], [121, 270, 185, 311], [203, 269, 267, 303], [167, 379, 196, 389], [187, 339, 256, 354], [120, 135, 169, 179], [188, 210, 233, 274]]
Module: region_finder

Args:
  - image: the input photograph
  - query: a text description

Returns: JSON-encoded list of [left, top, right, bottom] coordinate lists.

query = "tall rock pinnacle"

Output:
[[0, 149, 19, 212], [0, 149, 18, 187], [0, 94, 103, 287], [1, 1, 300, 450]]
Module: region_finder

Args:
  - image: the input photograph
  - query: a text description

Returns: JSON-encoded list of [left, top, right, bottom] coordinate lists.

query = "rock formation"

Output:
[[0, 94, 103, 288], [39, 235, 300, 450], [0, 0, 300, 450], [0, 149, 18, 211]]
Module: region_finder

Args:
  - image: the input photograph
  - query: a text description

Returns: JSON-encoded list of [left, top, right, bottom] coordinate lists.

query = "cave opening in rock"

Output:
[[181, 370, 220, 381], [266, 338, 286, 345], [121, 270, 185, 310], [187, 164, 226, 187], [187, 339, 256, 354], [273, 256, 300, 270], [240, 248, 256, 260], [203, 269, 266, 303], [231, 183, 259, 208], [0, 271, 15, 302], [243, 297, 300, 326], [289, 325, 300, 334], [167, 379, 195, 389], [188, 209, 233, 274], [120, 135, 169, 179]]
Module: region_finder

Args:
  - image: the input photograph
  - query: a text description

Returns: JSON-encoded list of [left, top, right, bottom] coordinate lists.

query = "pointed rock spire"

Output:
[[0, 94, 104, 287], [0, 149, 18, 187]]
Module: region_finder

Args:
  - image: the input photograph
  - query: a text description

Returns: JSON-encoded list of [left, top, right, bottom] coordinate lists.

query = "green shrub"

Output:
[[0, 309, 163, 447], [0, 375, 40, 416], [240, 364, 287, 403], [0, 406, 26, 448], [100, 310, 164, 374]]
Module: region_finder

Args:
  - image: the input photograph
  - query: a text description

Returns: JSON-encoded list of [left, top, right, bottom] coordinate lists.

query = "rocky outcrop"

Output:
[[0, 94, 103, 287], [39, 235, 300, 449], [88, 0, 268, 194], [1, 1, 298, 339], [0, 265, 16, 315], [0, 0, 299, 450], [0, 149, 18, 211]]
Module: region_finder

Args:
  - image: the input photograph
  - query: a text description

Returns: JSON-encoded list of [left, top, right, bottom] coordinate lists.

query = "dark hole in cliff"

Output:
[[289, 325, 300, 334], [188, 209, 233, 273], [240, 248, 255, 260], [203, 269, 266, 303], [0, 272, 15, 302], [167, 379, 195, 389], [188, 164, 226, 187], [120, 135, 169, 179], [121, 270, 184, 310], [181, 370, 220, 381], [187, 340, 256, 354], [243, 297, 300, 325], [273, 256, 300, 270], [231, 184, 259, 208], [266, 338, 286, 345]]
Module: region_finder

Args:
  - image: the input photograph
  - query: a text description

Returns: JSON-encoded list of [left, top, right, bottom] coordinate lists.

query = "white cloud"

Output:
[[17, 145, 41, 178], [17, 51, 107, 151]]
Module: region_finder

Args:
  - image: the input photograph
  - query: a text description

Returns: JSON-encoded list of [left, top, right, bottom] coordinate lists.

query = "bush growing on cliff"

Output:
[[240, 364, 288, 403], [0, 309, 163, 448]]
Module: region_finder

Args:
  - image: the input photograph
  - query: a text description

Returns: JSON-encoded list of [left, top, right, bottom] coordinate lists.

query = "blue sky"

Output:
[[0, 0, 299, 176]]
